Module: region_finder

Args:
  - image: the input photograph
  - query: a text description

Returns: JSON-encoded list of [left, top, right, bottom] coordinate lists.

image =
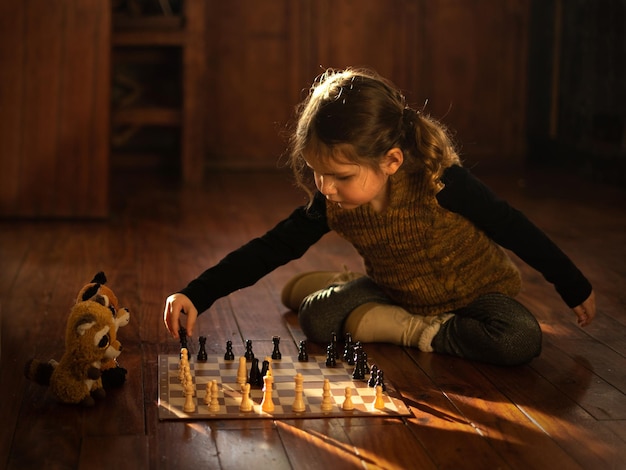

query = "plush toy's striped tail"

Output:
[[24, 358, 55, 386]]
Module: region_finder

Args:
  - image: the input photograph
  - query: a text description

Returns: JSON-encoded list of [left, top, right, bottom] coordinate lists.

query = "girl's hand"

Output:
[[163, 293, 198, 338], [573, 290, 596, 327]]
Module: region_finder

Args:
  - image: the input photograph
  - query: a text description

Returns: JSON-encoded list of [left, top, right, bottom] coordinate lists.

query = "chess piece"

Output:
[[325, 344, 336, 367], [368, 364, 379, 387], [271, 336, 282, 360], [203, 381, 211, 405], [297, 340, 309, 362], [224, 339, 235, 360], [373, 385, 385, 410], [179, 328, 191, 359], [183, 379, 196, 413], [342, 387, 354, 411], [260, 358, 271, 379], [343, 332, 354, 363], [197, 336, 208, 361], [208, 380, 220, 412], [320, 378, 333, 412], [236, 356, 247, 386], [352, 345, 366, 380], [239, 383, 253, 412], [244, 339, 254, 361], [292, 373, 305, 413], [375, 369, 387, 392], [330, 332, 339, 360], [261, 374, 275, 412], [248, 357, 263, 387]]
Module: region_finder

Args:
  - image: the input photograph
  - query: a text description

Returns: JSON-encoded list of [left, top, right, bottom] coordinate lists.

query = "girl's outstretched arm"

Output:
[[573, 290, 596, 327], [163, 293, 199, 338]]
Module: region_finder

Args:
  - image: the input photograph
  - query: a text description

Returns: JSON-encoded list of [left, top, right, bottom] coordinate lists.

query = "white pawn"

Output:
[[239, 383, 253, 412], [203, 381, 211, 405], [342, 386, 354, 411], [182, 379, 196, 413], [320, 378, 333, 412], [292, 373, 305, 413], [208, 380, 220, 413], [373, 384, 385, 410]]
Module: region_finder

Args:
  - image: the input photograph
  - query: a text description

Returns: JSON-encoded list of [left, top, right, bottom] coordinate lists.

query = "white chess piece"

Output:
[[292, 373, 305, 413], [320, 378, 333, 412]]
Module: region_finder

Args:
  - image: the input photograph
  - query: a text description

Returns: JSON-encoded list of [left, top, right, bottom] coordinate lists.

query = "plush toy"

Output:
[[24, 272, 130, 406], [76, 272, 130, 388]]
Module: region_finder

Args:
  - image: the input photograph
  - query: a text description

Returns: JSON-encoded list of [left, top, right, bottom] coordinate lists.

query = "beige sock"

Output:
[[344, 302, 453, 352], [280, 270, 363, 311]]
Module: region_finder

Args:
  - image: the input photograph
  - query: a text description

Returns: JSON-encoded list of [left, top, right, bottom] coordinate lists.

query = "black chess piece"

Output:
[[343, 332, 354, 362], [362, 351, 370, 374], [224, 340, 235, 360], [260, 359, 271, 379], [244, 339, 254, 361], [249, 357, 263, 387], [325, 344, 336, 367], [197, 336, 208, 361], [352, 345, 366, 380], [298, 340, 309, 362], [271, 335, 282, 360], [331, 332, 339, 360], [375, 369, 387, 392], [368, 364, 379, 387]]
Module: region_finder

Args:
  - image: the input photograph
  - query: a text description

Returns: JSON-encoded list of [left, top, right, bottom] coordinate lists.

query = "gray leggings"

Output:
[[298, 277, 542, 366]]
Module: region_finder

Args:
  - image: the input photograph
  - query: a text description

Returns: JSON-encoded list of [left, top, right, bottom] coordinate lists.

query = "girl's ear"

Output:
[[380, 148, 404, 175]]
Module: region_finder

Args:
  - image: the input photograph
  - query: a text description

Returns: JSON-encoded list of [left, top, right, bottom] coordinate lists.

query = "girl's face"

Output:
[[305, 150, 403, 212]]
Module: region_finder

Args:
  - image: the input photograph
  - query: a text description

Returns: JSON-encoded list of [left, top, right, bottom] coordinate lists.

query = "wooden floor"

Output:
[[0, 166, 625, 469]]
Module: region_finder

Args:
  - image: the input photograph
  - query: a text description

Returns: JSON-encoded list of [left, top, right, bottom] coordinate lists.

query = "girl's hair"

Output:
[[288, 68, 460, 200]]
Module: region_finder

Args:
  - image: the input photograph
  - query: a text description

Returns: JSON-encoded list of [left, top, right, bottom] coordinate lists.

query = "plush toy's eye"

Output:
[[98, 334, 110, 349], [109, 305, 116, 317]]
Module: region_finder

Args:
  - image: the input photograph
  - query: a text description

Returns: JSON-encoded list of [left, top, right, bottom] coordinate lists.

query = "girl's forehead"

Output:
[[305, 153, 359, 173]]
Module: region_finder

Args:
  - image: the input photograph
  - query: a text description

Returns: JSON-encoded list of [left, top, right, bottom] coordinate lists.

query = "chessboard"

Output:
[[158, 354, 412, 420]]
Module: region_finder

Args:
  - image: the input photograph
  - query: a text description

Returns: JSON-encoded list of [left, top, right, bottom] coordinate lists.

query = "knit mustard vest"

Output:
[[326, 169, 521, 316]]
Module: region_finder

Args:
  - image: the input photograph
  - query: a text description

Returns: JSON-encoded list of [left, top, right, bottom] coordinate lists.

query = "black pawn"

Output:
[[362, 351, 370, 374], [352, 346, 366, 380], [271, 336, 282, 360], [325, 344, 336, 367], [298, 340, 309, 362], [224, 340, 235, 360], [260, 359, 271, 379], [249, 357, 263, 387], [368, 364, 379, 387], [244, 339, 254, 361], [375, 369, 387, 392], [343, 333, 354, 362], [197, 336, 208, 361], [331, 332, 339, 360]]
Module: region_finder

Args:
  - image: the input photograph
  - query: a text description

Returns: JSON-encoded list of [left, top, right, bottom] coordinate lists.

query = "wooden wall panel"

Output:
[[203, 0, 529, 170], [205, 0, 296, 169], [0, 0, 110, 218], [417, 0, 529, 164]]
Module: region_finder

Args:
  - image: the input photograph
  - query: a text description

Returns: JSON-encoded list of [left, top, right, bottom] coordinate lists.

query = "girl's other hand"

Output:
[[573, 290, 596, 327]]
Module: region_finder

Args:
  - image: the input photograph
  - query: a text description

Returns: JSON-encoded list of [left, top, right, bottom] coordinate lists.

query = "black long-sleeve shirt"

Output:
[[180, 165, 592, 314]]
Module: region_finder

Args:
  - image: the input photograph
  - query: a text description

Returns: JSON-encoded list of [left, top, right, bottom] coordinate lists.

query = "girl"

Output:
[[163, 68, 596, 366]]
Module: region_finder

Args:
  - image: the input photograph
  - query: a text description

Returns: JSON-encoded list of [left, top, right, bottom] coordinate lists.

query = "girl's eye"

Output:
[[336, 175, 352, 181]]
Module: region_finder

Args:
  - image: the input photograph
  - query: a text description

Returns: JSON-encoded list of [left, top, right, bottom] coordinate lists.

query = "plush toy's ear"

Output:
[[91, 272, 107, 285], [81, 284, 101, 302], [75, 316, 97, 336]]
